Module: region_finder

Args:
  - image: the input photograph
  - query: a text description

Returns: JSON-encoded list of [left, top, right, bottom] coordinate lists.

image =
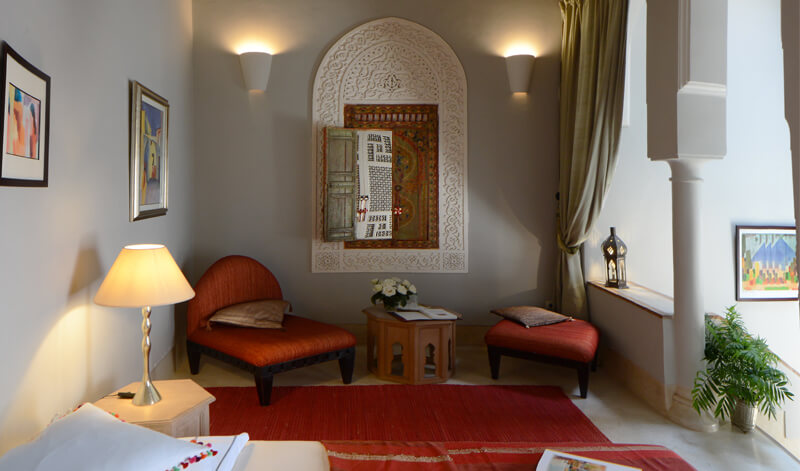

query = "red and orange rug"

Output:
[[207, 384, 609, 443]]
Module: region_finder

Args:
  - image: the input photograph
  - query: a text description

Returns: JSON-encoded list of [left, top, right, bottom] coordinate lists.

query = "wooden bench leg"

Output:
[[577, 363, 590, 398], [255, 373, 274, 406], [187, 342, 201, 375], [488, 346, 502, 379], [338, 348, 355, 384]]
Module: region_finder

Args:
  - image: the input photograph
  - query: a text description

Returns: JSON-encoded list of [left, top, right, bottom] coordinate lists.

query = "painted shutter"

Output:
[[324, 127, 358, 241]]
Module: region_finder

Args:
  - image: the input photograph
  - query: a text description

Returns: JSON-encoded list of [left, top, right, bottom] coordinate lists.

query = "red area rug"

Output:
[[207, 385, 609, 442]]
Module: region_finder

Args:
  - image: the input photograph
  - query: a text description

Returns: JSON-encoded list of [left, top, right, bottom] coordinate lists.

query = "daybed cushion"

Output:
[[485, 318, 599, 363], [0, 403, 215, 471], [490, 305, 572, 328], [189, 314, 357, 366], [209, 299, 291, 329]]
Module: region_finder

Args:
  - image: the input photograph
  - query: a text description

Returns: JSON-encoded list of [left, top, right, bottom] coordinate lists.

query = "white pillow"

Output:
[[0, 403, 216, 471], [180, 434, 249, 471]]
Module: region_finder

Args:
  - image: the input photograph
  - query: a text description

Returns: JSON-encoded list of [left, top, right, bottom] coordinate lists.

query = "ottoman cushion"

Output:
[[485, 319, 599, 364]]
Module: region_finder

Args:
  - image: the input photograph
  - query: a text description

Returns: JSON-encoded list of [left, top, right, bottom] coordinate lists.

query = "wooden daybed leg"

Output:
[[488, 346, 501, 380], [255, 372, 274, 406], [338, 348, 355, 384], [577, 363, 590, 398], [187, 342, 201, 375]]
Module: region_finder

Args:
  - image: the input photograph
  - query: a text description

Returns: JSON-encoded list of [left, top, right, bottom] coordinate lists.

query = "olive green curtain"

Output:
[[556, 0, 628, 318]]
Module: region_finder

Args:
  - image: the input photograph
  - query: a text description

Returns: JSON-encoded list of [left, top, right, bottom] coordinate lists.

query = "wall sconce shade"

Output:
[[505, 54, 535, 93], [94, 244, 195, 406], [239, 51, 273, 91]]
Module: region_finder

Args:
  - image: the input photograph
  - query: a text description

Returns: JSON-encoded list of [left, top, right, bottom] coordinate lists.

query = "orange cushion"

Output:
[[189, 314, 356, 367], [484, 319, 599, 364]]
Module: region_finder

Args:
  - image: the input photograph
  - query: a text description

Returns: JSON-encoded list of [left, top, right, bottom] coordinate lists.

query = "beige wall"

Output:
[[190, 0, 563, 324], [0, 0, 194, 453]]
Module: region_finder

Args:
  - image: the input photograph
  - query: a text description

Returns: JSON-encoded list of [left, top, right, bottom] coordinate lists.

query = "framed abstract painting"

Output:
[[129, 81, 169, 221], [0, 42, 50, 186], [736, 225, 798, 301]]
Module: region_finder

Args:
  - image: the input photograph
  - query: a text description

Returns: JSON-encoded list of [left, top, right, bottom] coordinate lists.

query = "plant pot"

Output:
[[732, 399, 757, 433]]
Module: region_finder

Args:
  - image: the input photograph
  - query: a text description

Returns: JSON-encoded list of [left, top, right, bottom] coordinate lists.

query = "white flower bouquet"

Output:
[[370, 277, 417, 311]]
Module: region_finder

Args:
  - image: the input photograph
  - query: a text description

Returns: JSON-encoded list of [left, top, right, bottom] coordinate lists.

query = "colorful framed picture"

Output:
[[0, 42, 50, 186], [736, 225, 798, 301], [129, 81, 169, 221]]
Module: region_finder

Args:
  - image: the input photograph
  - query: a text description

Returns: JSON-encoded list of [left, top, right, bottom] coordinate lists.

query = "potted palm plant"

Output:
[[692, 306, 793, 432]]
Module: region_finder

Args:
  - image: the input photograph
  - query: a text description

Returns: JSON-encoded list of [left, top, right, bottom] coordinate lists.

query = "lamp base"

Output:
[[133, 379, 162, 406], [133, 305, 161, 406]]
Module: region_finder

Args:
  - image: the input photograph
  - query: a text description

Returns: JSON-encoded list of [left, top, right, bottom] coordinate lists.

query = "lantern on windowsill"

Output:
[[602, 227, 628, 289]]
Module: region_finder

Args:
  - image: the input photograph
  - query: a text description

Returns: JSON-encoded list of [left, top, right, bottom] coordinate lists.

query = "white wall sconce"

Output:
[[505, 54, 536, 93], [239, 51, 272, 91]]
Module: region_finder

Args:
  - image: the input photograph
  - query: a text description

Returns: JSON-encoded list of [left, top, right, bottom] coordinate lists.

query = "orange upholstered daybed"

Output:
[[186, 255, 356, 405]]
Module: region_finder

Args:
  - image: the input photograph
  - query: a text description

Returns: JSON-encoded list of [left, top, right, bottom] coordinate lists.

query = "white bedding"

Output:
[[185, 435, 329, 471], [232, 441, 329, 471]]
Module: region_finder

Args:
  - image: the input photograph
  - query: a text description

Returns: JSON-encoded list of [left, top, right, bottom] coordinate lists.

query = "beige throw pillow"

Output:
[[490, 305, 572, 328], [208, 299, 291, 329]]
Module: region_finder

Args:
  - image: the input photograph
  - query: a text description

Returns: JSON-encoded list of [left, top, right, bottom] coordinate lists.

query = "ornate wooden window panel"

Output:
[[312, 17, 467, 273], [343, 104, 439, 249]]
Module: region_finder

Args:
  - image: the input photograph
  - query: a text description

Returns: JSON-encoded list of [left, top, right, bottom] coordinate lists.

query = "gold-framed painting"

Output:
[[129, 81, 169, 221]]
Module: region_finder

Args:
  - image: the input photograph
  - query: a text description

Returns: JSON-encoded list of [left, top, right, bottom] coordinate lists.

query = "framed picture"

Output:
[[129, 81, 169, 221], [0, 42, 50, 186], [736, 225, 798, 301]]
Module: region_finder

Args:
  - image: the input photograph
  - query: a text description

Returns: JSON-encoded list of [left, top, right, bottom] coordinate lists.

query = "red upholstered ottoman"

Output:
[[485, 319, 599, 398]]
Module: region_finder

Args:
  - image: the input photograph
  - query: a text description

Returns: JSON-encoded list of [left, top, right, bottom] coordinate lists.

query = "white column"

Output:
[[647, 0, 726, 432], [665, 159, 717, 431]]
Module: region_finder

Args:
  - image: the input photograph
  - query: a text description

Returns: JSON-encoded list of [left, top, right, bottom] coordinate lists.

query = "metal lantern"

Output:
[[602, 227, 628, 288]]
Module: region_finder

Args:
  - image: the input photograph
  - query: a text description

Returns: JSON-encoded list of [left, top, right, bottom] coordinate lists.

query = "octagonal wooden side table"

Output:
[[93, 379, 215, 437], [362, 306, 458, 384]]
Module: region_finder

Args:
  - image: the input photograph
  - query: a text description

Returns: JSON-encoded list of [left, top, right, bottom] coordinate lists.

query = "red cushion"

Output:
[[189, 314, 356, 366], [485, 319, 599, 364]]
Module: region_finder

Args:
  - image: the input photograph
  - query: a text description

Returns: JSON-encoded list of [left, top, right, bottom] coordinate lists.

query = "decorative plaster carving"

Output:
[[311, 17, 468, 273]]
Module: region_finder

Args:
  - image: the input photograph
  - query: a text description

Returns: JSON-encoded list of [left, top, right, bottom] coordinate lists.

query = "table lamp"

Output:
[[94, 244, 195, 406]]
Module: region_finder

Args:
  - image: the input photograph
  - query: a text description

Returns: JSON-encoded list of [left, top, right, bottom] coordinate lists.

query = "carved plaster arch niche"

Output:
[[312, 17, 468, 273]]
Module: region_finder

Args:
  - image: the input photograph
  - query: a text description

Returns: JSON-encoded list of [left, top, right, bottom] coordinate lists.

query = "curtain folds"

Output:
[[556, 0, 628, 318]]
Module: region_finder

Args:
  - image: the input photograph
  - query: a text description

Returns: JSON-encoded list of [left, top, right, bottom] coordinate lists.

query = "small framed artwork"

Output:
[[0, 42, 50, 186], [129, 81, 169, 221], [736, 225, 798, 301]]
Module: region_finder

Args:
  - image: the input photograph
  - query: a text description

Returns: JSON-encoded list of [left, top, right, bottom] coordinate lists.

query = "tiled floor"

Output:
[[159, 345, 799, 470]]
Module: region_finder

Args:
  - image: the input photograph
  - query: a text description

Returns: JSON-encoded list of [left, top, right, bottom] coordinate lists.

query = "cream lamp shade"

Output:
[[94, 244, 195, 307], [239, 51, 273, 91], [505, 54, 536, 93]]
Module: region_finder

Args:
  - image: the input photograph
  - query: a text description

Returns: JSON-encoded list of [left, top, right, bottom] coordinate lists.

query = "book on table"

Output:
[[389, 305, 460, 321], [536, 449, 641, 471]]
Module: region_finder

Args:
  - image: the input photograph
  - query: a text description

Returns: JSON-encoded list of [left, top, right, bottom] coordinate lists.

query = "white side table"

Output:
[[93, 379, 215, 437]]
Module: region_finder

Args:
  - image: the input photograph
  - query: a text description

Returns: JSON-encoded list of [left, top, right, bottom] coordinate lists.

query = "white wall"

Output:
[[588, 0, 800, 368], [190, 0, 562, 325], [0, 0, 194, 453]]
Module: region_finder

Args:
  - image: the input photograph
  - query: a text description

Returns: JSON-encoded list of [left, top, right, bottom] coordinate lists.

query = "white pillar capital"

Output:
[[667, 158, 706, 183], [648, 0, 728, 162]]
